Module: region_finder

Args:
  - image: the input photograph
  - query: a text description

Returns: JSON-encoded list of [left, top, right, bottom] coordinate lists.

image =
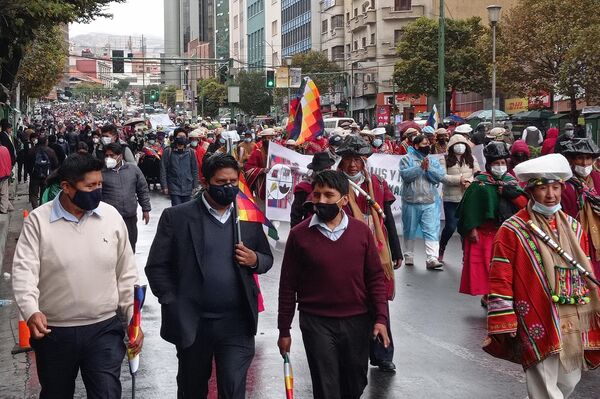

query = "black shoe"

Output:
[[371, 361, 396, 372]]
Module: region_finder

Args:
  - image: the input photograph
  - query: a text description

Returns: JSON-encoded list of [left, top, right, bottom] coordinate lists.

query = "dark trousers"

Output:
[[369, 302, 394, 364], [300, 312, 371, 399], [176, 315, 255, 399], [29, 177, 46, 209], [30, 316, 126, 399], [171, 194, 192, 206], [17, 158, 27, 182], [440, 201, 459, 252], [123, 215, 138, 252]]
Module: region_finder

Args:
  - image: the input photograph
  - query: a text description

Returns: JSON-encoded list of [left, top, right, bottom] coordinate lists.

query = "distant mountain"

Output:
[[70, 33, 164, 57]]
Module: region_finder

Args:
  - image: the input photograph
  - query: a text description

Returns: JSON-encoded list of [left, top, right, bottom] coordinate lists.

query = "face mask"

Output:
[[101, 137, 112, 145], [276, 135, 282, 140], [491, 165, 507, 177], [58, 138, 65, 143], [417, 146, 430, 156], [372, 138, 383, 148], [92, 137, 99, 144], [207, 136, 215, 143], [208, 184, 239, 206], [244, 138, 252, 143], [71, 187, 102, 211], [148, 139, 156, 145], [532, 201, 562, 217], [438, 139, 447, 145], [32, 139, 38, 145], [565, 130, 574, 138], [574, 165, 593, 177], [87, 133, 92, 137], [314, 199, 342, 222], [343, 170, 363, 183], [453, 143, 466, 155], [190, 141, 199, 148], [105, 157, 118, 169], [175, 136, 187, 146]]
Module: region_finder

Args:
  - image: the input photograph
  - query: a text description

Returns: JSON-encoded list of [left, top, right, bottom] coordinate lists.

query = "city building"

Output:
[[73, 58, 113, 88]]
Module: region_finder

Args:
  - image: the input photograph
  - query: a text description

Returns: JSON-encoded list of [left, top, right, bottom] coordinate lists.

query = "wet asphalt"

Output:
[[1, 190, 598, 398]]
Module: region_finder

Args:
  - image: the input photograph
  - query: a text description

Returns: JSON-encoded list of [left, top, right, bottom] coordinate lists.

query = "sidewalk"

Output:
[[0, 181, 37, 398]]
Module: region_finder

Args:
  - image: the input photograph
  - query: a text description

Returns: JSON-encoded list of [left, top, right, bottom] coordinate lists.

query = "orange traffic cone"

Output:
[[12, 314, 32, 354]]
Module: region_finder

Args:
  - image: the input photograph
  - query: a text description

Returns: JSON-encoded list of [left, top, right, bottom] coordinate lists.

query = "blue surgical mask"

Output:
[[532, 201, 562, 217], [372, 138, 383, 148]]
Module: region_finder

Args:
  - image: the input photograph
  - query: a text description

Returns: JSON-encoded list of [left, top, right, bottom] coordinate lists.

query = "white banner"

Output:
[[265, 142, 444, 228]]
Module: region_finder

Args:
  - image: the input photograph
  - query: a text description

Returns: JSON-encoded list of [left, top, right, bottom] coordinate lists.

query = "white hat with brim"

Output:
[[513, 153, 573, 186], [455, 124, 474, 134], [258, 128, 277, 137]]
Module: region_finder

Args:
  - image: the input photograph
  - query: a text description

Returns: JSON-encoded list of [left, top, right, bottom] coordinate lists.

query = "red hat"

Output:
[[510, 139, 530, 156]]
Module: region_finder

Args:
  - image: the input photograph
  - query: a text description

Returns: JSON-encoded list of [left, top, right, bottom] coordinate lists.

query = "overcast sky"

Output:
[[70, 0, 164, 38]]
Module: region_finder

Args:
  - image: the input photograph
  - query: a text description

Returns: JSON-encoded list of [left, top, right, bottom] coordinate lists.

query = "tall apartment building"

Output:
[[163, 0, 229, 87]]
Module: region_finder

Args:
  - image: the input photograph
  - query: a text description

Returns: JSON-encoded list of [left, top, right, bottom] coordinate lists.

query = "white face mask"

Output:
[[491, 165, 507, 177], [105, 157, 118, 169], [574, 165, 593, 178], [93, 137, 100, 144], [32, 139, 38, 145], [453, 143, 466, 155], [101, 136, 112, 145]]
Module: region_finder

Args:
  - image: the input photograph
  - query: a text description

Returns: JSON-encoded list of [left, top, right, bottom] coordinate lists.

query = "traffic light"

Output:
[[150, 90, 158, 101], [266, 70, 275, 88]]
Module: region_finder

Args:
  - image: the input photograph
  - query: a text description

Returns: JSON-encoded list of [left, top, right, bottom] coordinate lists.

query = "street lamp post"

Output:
[[487, 5, 502, 128], [284, 57, 293, 115]]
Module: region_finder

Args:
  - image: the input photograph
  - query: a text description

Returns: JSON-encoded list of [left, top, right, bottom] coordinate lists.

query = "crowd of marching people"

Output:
[[3, 101, 600, 399]]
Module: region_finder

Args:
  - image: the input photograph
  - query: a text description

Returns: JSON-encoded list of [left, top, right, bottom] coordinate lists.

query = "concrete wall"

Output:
[[434, 0, 517, 21]]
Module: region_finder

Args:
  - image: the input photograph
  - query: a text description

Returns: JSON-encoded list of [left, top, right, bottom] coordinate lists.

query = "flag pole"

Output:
[[234, 196, 242, 244]]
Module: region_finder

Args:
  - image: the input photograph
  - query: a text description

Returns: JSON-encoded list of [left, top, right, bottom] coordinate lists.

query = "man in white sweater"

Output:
[[12, 153, 142, 399]]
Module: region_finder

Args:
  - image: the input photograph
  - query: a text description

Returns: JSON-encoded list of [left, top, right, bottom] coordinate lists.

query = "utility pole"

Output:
[[142, 34, 146, 120], [437, 0, 445, 120]]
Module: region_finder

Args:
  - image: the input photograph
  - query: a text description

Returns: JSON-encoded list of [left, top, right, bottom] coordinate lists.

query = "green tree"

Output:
[[236, 70, 273, 115], [159, 85, 178, 109], [16, 25, 67, 99], [197, 78, 227, 118], [290, 51, 342, 94], [71, 82, 107, 100], [497, 0, 600, 122], [393, 17, 489, 101], [115, 79, 130, 93], [141, 84, 161, 104], [0, 1, 124, 95]]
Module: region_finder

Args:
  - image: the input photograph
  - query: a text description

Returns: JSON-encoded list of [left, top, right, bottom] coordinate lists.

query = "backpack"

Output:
[[33, 148, 50, 179]]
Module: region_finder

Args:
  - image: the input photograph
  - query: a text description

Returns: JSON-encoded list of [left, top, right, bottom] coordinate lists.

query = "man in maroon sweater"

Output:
[[278, 170, 390, 399]]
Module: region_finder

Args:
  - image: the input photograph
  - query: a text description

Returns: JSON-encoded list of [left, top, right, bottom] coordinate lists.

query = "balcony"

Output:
[[363, 81, 377, 96], [381, 4, 425, 21], [349, 9, 376, 32], [380, 45, 398, 57], [350, 45, 377, 62]]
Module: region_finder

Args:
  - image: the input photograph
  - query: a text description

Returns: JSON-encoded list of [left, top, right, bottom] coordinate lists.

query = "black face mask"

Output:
[[437, 139, 447, 145], [417, 146, 430, 156], [208, 184, 239, 206], [314, 200, 341, 222], [71, 188, 102, 211], [175, 136, 187, 146]]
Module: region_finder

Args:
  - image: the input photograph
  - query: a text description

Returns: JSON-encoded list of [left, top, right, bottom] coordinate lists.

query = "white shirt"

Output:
[[309, 210, 349, 241], [201, 192, 232, 224]]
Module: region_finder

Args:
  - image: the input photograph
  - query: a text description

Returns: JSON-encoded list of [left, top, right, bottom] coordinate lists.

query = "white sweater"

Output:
[[12, 200, 138, 327]]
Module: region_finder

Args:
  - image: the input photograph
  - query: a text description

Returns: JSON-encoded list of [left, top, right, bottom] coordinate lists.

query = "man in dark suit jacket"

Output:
[[146, 152, 273, 399], [0, 119, 16, 166]]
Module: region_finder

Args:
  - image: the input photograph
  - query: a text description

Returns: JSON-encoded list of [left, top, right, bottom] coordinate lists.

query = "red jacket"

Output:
[[484, 209, 600, 370], [0, 145, 11, 179]]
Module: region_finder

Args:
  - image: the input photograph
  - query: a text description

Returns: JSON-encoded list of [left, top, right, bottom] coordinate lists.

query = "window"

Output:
[[233, 42, 239, 56], [346, 12, 350, 22], [361, 37, 366, 47], [322, 19, 328, 33], [362, 3, 367, 13], [394, 0, 411, 11], [353, 40, 358, 50], [370, 33, 375, 44], [346, 44, 351, 54], [353, 8, 358, 17], [394, 29, 405, 44], [331, 15, 344, 28], [234, 15, 239, 29], [272, 20, 278, 35], [332, 45, 344, 60], [273, 51, 278, 64]]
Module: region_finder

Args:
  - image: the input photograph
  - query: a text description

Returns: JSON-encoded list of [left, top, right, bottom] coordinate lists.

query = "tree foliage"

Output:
[[115, 79, 130, 93], [393, 17, 489, 97], [0, 0, 124, 92], [197, 78, 227, 118], [71, 82, 109, 100], [16, 25, 67, 99], [159, 85, 178, 109], [290, 51, 342, 94], [497, 0, 600, 119], [236, 70, 273, 116]]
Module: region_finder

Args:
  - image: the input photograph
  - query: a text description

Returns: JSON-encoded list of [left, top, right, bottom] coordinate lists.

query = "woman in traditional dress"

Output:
[[456, 141, 528, 304]]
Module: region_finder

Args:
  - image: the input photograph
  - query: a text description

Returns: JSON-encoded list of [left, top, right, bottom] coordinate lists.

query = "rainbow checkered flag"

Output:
[[284, 353, 294, 399], [237, 174, 279, 240], [128, 285, 146, 374], [288, 77, 325, 145]]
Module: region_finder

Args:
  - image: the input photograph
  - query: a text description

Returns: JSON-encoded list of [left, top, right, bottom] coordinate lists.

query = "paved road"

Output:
[[1, 190, 598, 398]]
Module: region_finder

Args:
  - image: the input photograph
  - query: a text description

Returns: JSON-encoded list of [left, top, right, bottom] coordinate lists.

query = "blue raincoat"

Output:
[[399, 147, 444, 240]]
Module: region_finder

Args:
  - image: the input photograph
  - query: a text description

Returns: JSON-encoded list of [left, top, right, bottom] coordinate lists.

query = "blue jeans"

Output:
[[440, 201, 459, 252], [170, 195, 192, 206]]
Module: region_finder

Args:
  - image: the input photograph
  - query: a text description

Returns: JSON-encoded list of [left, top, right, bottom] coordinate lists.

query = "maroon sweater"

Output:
[[278, 216, 388, 337]]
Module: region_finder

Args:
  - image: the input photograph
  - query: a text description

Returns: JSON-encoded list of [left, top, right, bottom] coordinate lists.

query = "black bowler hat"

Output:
[[307, 152, 335, 171]]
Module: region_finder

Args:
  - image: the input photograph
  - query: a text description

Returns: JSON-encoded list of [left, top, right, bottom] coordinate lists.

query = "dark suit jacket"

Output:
[[145, 198, 274, 349], [0, 131, 15, 166]]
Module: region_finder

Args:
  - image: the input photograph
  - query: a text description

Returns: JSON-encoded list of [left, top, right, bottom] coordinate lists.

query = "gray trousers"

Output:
[[526, 354, 581, 399], [0, 179, 13, 213]]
